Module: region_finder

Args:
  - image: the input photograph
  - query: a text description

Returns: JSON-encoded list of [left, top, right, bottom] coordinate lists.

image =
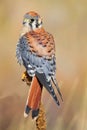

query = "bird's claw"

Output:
[[21, 71, 32, 86], [21, 71, 27, 81]]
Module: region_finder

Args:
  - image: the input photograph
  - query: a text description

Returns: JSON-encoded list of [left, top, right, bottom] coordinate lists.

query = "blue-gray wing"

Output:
[[16, 35, 63, 102], [16, 35, 56, 79]]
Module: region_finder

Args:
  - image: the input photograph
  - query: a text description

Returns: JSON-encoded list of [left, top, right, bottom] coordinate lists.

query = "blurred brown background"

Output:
[[0, 0, 87, 130]]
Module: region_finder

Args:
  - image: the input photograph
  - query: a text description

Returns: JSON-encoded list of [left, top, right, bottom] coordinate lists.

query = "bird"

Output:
[[16, 11, 63, 119]]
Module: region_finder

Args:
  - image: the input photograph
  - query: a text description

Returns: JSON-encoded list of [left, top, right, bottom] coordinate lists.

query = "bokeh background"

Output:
[[0, 0, 87, 130]]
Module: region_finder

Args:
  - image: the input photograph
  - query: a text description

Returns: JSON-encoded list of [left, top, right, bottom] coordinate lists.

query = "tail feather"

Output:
[[32, 109, 39, 119], [36, 72, 60, 106], [24, 105, 31, 118], [24, 76, 42, 118], [51, 76, 63, 101]]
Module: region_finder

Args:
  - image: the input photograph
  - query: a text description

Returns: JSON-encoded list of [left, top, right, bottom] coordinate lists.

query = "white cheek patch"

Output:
[[38, 18, 41, 24], [38, 18, 42, 28], [26, 22, 29, 27]]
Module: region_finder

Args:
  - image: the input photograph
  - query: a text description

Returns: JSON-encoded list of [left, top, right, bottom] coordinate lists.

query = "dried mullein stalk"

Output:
[[22, 71, 47, 130], [36, 103, 46, 130]]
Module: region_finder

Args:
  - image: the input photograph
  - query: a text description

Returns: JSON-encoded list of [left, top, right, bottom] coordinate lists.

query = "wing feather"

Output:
[[16, 34, 56, 79], [16, 31, 63, 107]]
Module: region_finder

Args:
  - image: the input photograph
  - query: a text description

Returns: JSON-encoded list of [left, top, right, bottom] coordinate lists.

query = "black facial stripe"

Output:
[[36, 19, 42, 28], [31, 19, 34, 22], [28, 18, 42, 29], [29, 19, 34, 28]]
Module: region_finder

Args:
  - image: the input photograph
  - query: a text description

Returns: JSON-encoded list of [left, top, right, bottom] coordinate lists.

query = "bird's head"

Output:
[[23, 11, 43, 31]]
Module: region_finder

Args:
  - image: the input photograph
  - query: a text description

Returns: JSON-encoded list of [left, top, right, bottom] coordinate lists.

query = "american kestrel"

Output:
[[16, 11, 63, 119]]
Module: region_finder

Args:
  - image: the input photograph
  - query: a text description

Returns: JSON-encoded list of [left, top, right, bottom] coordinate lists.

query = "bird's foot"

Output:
[[21, 71, 27, 81], [21, 71, 32, 86]]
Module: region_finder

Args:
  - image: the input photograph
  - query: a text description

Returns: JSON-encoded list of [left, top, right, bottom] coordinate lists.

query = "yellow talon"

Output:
[[21, 71, 32, 85], [21, 72, 27, 81]]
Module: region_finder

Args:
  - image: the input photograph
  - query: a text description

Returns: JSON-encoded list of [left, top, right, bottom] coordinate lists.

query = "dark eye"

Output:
[[31, 19, 34, 22]]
